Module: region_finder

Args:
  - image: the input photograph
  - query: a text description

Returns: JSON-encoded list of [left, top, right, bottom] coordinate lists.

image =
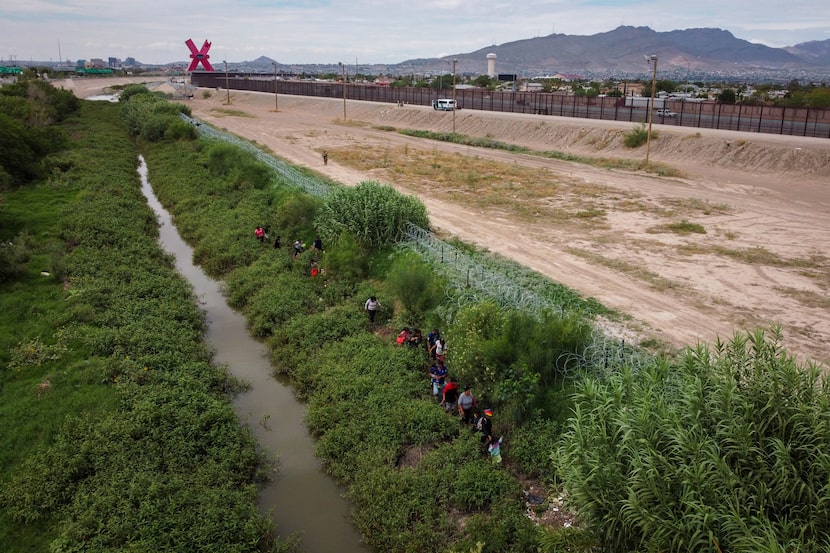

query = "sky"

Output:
[[2, 0, 829, 66]]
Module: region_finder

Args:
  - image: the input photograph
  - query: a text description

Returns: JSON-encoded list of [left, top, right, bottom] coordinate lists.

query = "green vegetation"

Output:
[[0, 79, 79, 188], [558, 328, 830, 552], [5, 81, 828, 553], [667, 220, 707, 234], [399, 128, 680, 176], [623, 123, 655, 148], [315, 181, 429, 249], [0, 87, 288, 552]]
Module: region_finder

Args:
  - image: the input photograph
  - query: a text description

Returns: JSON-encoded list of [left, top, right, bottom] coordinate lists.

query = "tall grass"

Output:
[[557, 327, 830, 553]]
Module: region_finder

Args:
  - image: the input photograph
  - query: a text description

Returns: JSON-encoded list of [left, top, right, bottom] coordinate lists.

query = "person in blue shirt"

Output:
[[429, 359, 447, 400]]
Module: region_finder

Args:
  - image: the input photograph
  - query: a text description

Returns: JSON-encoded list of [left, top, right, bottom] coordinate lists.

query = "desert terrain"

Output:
[[59, 77, 830, 366]]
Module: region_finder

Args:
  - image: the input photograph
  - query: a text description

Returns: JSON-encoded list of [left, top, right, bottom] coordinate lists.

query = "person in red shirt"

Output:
[[440, 378, 459, 413]]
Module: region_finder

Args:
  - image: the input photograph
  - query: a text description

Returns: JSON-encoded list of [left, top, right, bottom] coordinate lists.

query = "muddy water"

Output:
[[137, 157, 368, 553]]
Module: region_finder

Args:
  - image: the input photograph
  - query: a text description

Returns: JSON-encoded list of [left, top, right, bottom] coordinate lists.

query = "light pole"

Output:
[[645, 54, 657, 164], [452, 59, 458, 133], [223, 60, 230, 105], [273, 62, 280, 111], [680, 55, 691, 96], [338, 62, 347, 120]]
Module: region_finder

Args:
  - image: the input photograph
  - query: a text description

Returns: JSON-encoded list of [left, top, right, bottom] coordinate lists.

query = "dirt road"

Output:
[[62, 78, 830, 365]]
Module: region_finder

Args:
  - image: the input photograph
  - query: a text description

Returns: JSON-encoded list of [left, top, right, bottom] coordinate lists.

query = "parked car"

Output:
[[656, 109, 677, 118], [432, 99, 457, 111]]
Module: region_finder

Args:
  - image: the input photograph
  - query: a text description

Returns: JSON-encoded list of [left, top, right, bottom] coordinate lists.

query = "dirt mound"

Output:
[[335, 100, 830, 180]]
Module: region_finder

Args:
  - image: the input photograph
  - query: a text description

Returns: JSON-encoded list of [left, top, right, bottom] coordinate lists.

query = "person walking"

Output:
[[440, 378, 459, 413], [488, 436, 503, 464], [429, 359, 447, 401], [364, 296, 380, 324], [458, 386, 475, 424], [254, 226, 265, 243], [322, 150, 328, 165], [434, 336, 447, 363], [477, 408, 494, 452], [273, 235, 281, 249], [426, 329, 440, 359]]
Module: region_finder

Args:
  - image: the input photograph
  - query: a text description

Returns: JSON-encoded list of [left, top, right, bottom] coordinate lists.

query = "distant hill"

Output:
[[786, 40, 830, 66], [235, 26, 830, 82], [396, 26, 825, 77]]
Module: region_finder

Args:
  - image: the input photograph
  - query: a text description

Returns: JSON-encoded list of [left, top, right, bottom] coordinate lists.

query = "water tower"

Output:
[[486, 53, 497, 78]]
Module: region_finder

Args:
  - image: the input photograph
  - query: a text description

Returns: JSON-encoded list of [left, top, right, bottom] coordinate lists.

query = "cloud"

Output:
[[1, 0, 828, 64]]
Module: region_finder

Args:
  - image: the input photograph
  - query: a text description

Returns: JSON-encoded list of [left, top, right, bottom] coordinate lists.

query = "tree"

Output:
[[718, 88, 737, 104], [472, 75, 495, 89], [806, 88, 830, 109], [642, 79, 677, 98]]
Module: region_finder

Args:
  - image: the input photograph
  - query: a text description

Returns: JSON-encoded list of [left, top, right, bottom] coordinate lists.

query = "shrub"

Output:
[[0, 233, 32, 283], [273, 192, 321, 237], [451, 459, 519, 511], [623, 123, 652, 148], [668, 220, 706, 234], [321, 231, 369, 284], [164, 119, 197, 140], [459, 497, 540, 553], [386, 251, 445, 324], [118, 84, 150, 104], [315, 181, 429, 250]]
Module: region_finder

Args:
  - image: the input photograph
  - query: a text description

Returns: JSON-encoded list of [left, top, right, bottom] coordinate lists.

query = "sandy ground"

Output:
[[58, 77, 830, 366]]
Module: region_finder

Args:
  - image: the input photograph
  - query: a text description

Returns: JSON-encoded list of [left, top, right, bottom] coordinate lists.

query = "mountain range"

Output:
[[247, 26, 830, 82]]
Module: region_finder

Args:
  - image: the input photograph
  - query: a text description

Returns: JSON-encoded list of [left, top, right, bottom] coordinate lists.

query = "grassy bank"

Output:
[[146, 104, 830, 553], [7, 80, 826, 553], [0, 99, 286, 552]]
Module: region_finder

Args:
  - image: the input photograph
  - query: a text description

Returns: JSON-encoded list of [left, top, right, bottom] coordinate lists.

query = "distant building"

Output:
[[486, 53, 497, 78]]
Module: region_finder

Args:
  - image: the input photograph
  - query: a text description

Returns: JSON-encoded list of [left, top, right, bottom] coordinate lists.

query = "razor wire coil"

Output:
[[183, 114, 656, 375]]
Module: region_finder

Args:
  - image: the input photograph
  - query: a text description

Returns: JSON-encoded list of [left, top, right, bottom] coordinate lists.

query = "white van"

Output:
[[432, 98, 456, 111]]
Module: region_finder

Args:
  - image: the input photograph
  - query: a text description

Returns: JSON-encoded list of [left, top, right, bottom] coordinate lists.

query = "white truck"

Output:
[[432, 98, 456, 111]]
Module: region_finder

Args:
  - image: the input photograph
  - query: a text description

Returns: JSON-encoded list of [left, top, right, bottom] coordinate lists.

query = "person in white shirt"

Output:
[[364, 296, 380, 323]]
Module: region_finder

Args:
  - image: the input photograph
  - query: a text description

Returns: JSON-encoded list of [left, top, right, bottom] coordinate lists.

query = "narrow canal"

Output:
[[138, 157, 369, 553]]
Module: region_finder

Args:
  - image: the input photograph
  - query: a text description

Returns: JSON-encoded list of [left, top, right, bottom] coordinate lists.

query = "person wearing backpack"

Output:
[[477, 408, 494, 451]]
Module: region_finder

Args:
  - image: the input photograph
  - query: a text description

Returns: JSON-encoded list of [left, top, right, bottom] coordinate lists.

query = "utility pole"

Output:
[[339, 62, 347, 120], [452, 59, 458, 133], [645, 54, 657, 164], [272, 61, 279, 111], [223, 60, 231, 105]]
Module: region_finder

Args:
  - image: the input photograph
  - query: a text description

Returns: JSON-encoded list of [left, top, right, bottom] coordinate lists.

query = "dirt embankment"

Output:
[[61, 78, 830, 366]]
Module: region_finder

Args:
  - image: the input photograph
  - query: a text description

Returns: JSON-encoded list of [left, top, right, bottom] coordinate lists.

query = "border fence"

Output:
[[190, 71, 830, 139]]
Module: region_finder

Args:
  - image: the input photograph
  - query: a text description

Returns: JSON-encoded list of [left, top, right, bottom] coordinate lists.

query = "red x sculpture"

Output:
[[186, 39, 214, 71]]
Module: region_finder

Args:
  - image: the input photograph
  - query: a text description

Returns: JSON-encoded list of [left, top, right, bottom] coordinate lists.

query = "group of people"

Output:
[[406, 328, 502, 464], [439, 373, 502, 463], [255, 227, 325, 278], [354, 293, 505, 461]]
